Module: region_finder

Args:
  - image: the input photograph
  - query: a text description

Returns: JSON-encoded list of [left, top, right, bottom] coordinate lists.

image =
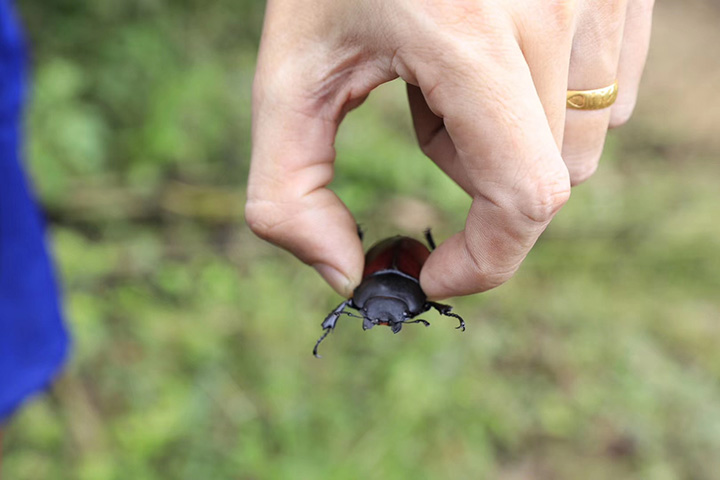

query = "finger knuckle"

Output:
[[563, 145, 603, 185], [548, 0, 578, 32], [609, 99, 636, 128], [479, 266, 519, 291], [464, 235, 521, 291], [568, 159, 600, 186], [515, 169, 571, 224], [244, 199, 285, 242], [417, 134, 435, 157], [607, 0, 630, 22]]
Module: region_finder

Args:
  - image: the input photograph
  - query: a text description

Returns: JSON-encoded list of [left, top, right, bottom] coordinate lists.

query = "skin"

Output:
[[246, 0, 655, 300]]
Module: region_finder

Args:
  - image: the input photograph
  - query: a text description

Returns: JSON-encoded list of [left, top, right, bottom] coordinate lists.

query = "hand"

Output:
[[245, 0, 654, 299]]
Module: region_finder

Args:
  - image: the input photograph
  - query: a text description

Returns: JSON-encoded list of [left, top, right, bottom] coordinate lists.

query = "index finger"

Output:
[[408, 39, 572, 298]]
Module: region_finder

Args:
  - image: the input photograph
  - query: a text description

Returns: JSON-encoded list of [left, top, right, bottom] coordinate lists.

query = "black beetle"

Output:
[[313, 229, 465, 357]]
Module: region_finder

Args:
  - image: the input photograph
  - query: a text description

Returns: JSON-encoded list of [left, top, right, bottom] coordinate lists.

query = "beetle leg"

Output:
[[424, 228, 437, 250], [362, 317, 376, 331], [320, 300, 351, 330], [428, 302, 466, 331], [405, 319, 431, 327], [314, 300, 351, 357], [313, 330, 332, 358]]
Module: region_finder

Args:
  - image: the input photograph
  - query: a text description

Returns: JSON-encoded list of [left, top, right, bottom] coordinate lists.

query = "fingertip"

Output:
[[419, 231, 502, 300], [313, 263, 356, 298], [246, 192, 364, 297]]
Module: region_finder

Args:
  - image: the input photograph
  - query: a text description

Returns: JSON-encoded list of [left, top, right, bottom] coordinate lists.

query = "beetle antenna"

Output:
[[424, 228, 436, 250], [427, 301, 466, 331]]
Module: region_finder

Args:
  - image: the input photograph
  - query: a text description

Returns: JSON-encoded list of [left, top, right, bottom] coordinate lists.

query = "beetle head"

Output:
[[363, 296, 407, 332]]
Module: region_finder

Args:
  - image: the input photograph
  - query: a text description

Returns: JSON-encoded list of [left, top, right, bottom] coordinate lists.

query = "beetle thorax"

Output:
[[364, 296, 407, 327], [353, 272, 427, 315]]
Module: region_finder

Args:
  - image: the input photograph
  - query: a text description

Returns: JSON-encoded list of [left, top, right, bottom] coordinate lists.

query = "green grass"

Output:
[[4, 1, 720, 479]]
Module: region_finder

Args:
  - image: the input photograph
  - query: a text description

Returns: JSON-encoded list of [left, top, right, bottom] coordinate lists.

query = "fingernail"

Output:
[[313, 263, 351, 295]]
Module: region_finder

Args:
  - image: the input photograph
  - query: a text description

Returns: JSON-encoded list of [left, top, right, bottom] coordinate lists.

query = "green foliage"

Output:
[[4, 1, 720, 479]]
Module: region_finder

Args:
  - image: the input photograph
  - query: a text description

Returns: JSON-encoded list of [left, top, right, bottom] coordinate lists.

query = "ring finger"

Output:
[[562, 0, 628, 185]]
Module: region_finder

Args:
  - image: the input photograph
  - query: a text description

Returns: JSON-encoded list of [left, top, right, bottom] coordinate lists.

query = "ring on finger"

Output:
[[566, 81, 618, 110]]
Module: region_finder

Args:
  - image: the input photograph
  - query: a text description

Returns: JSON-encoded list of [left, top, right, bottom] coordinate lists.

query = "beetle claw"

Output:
[[427, 301, 466, 332]]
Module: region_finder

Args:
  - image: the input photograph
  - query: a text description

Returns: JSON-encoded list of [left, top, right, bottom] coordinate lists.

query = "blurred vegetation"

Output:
[[4, 0, 720, 479]]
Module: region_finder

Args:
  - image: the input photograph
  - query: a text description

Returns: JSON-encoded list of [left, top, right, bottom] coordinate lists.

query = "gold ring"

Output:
[[567, 81, 618, 110]]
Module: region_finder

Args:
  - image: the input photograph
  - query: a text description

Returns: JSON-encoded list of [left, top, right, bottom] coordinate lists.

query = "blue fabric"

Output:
[[0, 0, 69, 423]]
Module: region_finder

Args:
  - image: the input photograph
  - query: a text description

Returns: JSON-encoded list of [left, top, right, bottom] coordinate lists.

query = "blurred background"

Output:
[[4, 0, 719, 478]]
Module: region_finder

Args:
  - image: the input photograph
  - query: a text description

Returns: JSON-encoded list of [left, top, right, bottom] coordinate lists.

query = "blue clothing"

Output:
[[0, 0, 69, 422]]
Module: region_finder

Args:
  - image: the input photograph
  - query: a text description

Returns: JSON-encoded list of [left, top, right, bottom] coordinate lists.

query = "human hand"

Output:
[[245, 0, 654, 299]]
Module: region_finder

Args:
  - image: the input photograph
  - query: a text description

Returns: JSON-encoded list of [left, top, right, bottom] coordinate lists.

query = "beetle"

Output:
[[313, 229, 465, 357]]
